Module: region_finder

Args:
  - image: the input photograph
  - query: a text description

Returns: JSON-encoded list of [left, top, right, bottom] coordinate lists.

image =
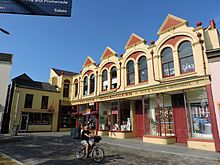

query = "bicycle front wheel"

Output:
[[75, 146, 86, 159], [92, 146, 105, 163]]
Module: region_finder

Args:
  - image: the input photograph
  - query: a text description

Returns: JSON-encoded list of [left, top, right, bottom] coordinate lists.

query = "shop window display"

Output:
[[187, 88, 213, 139], [60, 106, 71, 128], [110, 100, 131, 131], [78, 104, 96, 130], [144, 94, 174, 136], [99, 102, 111, 130], [28, 113, 52, 125]]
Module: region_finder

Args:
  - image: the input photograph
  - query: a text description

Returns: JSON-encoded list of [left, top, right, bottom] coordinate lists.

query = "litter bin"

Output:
[[71, 128, 81, 139]]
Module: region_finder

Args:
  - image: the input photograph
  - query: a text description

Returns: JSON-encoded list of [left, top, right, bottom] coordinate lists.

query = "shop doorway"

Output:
[[20, 114, 29, 132], [135, 100, 144, 137], [171, 93, 188, 143]]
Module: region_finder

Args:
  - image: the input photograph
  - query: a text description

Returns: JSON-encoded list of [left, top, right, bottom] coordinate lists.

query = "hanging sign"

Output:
[[0, 0, 72, 17]]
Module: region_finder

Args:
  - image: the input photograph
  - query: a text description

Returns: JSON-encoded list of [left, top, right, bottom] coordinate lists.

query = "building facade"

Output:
[[50, 14, 220, 152], [1, 74, 60, 133], [0, 53, 13, 131]]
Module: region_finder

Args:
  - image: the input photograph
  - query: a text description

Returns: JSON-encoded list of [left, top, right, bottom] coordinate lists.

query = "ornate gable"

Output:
[[101, 47, 117, 60], [125, 33, 145, 49], [83, 56, 96, 68], [157, 14, 187, 35]]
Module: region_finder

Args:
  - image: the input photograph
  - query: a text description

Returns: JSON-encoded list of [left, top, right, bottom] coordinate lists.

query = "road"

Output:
[[0, 132, 219, 165]]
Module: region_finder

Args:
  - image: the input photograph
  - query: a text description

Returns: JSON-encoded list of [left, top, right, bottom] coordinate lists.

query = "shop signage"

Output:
[[0, 0, 72, 17], [73, 78, 209, 105]]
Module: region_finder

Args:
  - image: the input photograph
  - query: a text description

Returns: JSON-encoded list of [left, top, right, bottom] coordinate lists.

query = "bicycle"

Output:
[[75, 136, 105, 163]]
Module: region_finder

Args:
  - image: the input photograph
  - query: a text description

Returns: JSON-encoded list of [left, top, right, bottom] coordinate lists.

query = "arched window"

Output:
[[90, 74, 95, 94], [75, 83, 78, 97], [127, 60, 135, 85], [110, 67, 117, 89], [138, 56, 148, 82], [102, 70, 108, 91], [83, 77, 88, 95], [63, 79, 70, 98], [178, 41, 195, 73], [161, 47, 174, 77]]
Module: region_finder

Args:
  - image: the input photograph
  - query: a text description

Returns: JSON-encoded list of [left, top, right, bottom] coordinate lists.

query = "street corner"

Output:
[[0, 152, 24, 165]]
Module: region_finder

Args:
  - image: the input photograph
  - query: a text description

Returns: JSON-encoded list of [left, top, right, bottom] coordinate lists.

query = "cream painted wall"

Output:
[[47, 16, 220, 108], [9, 87, 60, 132]]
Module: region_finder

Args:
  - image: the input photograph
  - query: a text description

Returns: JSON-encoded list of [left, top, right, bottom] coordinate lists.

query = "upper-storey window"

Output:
[[24, 94, 33, 108], [63, 79, 70, 98], [90, 74, 95, 94], [127, 60, 135, 85], [178, 41, 195, 74], [102, 70, 108, 91], [75, 82, 78, 97], [138, 56, 148, 82], [162, 47, 174, 77], [41, 96, 49, 109], [83, 77, 88, 95], [111, 66, 117, 89]]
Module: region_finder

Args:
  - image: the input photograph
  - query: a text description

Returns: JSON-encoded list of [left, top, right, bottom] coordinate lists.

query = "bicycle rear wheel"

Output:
[[92, 146, 105, 163], [75, 146, 86, 159]]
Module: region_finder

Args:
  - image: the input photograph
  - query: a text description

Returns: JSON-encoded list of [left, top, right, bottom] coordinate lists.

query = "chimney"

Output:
[[210, 20, 216, 29]]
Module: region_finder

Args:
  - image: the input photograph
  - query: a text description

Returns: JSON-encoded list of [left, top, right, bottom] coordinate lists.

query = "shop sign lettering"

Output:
[[74, 80, 206, 105], [0, 0, 72, 17]]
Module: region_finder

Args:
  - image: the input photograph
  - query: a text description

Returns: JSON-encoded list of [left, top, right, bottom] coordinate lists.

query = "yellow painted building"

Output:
[[49, 14, 220, 151], [1, 73, 60, 133]]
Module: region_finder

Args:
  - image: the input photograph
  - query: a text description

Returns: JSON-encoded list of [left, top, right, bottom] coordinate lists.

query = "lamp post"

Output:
[[0, 27, 10, 35]]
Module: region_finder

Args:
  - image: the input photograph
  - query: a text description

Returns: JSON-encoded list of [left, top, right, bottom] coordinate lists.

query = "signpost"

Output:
[[0, 0, 72, 17]]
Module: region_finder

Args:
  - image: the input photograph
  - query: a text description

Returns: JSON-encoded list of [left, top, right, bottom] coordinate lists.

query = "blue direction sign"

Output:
[[0, 0, 72, 17]]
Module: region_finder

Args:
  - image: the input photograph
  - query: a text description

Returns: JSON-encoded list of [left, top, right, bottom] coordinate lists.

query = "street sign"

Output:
[[0, 0, 72, 17]]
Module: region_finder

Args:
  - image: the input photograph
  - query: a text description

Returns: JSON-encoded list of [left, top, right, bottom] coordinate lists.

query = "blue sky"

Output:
[[0, 0, 220, 82]]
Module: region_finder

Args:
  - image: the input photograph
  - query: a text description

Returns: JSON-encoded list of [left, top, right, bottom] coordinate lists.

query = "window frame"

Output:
[[161, 47, 175, 78], [127, 60, 135, 86], [83, 76, 88, 96], [110, 66, 117, 89], [138, 56, 148, 83], [90, 74, 95, 94], [178, 41, 195, 74], [74, 82, 78, 97], [24, 94, 33, 108], [102, 69, 108, 91], [63, 79, 70, 98], [41, 96, 49, 109]]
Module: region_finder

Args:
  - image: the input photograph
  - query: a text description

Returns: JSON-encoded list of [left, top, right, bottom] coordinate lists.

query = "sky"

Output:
[[0, 0, 220, 82]]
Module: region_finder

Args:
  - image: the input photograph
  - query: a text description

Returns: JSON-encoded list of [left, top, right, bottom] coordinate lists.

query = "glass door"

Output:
[[20, 114, 29, 132]]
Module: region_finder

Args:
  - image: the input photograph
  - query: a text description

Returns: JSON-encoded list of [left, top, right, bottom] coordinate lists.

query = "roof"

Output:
[[13, 73, 59, 92], [51, 68, 78, 76], [0, 53, 13, 63]]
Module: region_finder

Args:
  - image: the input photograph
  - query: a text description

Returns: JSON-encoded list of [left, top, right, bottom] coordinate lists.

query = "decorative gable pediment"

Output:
[[101, 47, 117, 60], [125, 33, 145, 49], [157, 14, 187, 35], [83, 56, 96, 68]]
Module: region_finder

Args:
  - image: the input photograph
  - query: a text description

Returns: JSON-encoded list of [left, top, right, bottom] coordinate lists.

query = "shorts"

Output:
[[81, 140, 88, 145]]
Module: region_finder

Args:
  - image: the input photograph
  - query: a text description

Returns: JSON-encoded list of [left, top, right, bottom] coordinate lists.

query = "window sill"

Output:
[[161, 71, 197, 81]]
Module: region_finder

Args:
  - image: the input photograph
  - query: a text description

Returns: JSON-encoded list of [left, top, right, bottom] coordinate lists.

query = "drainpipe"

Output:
[[197, 32, 207, 75], [78, 77, 81, 99], [150, 50, 162, 83]]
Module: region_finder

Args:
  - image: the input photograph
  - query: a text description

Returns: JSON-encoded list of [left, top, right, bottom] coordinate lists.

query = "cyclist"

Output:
[[81, 125, 94, 158]]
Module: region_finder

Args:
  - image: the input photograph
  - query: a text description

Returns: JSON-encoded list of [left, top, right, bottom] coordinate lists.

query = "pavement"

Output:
[[101, 136, 220, 161], [0, 132, 220, 164]]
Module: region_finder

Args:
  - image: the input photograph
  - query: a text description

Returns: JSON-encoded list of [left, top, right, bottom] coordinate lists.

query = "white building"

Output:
[[0, 53, 13, 129]]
